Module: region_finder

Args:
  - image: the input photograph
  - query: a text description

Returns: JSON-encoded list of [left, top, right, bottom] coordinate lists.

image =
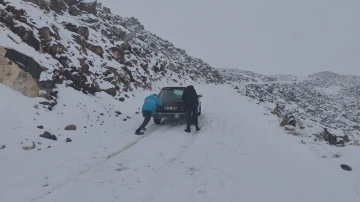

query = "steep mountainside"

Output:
[[0, 0, 222, 109], [222, 69, 360, 139]]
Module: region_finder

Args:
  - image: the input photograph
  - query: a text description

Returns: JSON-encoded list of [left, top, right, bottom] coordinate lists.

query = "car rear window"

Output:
[[158, 88, 184, 99]]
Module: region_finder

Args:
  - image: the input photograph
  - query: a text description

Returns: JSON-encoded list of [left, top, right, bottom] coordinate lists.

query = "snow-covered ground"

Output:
[[1, 83, 360, 202]]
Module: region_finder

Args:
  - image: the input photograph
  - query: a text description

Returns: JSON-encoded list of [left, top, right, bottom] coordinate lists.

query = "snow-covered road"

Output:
[[1, 84, 359, 202]]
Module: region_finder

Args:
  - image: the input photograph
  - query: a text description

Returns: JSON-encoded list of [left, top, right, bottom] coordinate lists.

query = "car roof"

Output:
[[161, 86, 185, 90]]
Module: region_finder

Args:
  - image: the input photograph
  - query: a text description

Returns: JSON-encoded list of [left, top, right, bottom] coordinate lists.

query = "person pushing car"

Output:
[[181, 85, 200, 132], [135, 94, 163, 135]]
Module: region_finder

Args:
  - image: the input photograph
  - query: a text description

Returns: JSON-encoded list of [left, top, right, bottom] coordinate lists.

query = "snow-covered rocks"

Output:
[[280, 114, 297, 127], [314, 128, 351, 146], [0, 0, 222, 110], [284, 125, 295, 131], [228, 68, 360, 142], [22, 141, 36, 150]]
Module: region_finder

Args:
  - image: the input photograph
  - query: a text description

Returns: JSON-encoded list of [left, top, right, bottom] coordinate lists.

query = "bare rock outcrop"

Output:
[[0, 47, 40, 97], [77, 0, 97, 15]]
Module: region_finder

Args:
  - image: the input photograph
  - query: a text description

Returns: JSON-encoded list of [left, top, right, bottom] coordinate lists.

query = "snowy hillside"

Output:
[[222, 69, 360, 143], [0, 0, 222, 109]]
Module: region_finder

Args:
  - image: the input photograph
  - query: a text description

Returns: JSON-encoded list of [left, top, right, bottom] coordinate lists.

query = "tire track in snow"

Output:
[[30, 117, 179, 202], [124, 114, 207, 201], [165, 114, 207, 163]]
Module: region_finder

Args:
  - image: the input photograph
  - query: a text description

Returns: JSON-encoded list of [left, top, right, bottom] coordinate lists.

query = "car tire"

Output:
[[154, 118, 161, 124]]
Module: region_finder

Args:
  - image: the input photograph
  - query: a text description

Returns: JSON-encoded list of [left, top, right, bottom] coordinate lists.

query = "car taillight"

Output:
[[181, 105, 185, 111]]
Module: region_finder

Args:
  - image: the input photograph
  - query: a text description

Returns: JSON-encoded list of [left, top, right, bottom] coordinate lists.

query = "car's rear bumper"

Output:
[[153, 112, 186, 119]]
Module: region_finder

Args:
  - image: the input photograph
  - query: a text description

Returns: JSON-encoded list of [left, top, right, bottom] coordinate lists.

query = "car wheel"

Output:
[[154, 118, 161, 124]]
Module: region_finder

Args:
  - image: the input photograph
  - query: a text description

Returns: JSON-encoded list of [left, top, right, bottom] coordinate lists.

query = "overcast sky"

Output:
[[99, 0, 360, 76]]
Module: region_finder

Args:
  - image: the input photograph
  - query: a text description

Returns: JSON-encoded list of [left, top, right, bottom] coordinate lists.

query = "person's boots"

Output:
[[184, 124, 191, 133], [135, 129, 144, 135], [195, 125, 200, 131]]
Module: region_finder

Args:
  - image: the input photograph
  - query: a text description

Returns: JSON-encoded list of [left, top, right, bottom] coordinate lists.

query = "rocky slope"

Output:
[[218, 68, 299, 84], [223, 69, 360, 140], [0, 0, 223, 109]]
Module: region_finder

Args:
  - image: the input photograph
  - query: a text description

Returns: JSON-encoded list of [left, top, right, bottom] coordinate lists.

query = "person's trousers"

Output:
[[136, 110, 152, 133], [185, 104, 198, 127]]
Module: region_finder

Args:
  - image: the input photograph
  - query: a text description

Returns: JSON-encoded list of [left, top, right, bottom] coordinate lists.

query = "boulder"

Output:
[[66, 138, 72, 143], [73, 35, 103, 56], [280, 114, 297, 127], [0, 47, 40, 97], [39, 27, 51, 42], [284, 125, 295, 131], [0, 145, 5, 149], [77, 0, 97, 15], [110, 46, 125, 62], [47, 43, 67, 56], [103, 6, 111, 14], [64, 0, 80, 6], [3, 48, 44, 81], [271, 105, 283, 117], [40, 131, 57, 141], [64, 23, 78, 32], [77, 26, 89, 39], [65, 124, 76, 130], [49, 0, 67, 15], [113, 27, 125, 39], [37, 125, 44, 129], [78, 58, 89, 71], [123, 32, 135, 44], [68, 5, 81, 16], [340, 164, 352, 171], [104, 87, 116, 96], [22, 142, 36, 150]]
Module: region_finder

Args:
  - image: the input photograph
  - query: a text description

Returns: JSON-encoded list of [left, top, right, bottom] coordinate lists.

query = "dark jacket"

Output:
[[182, 85, 198, 106]]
